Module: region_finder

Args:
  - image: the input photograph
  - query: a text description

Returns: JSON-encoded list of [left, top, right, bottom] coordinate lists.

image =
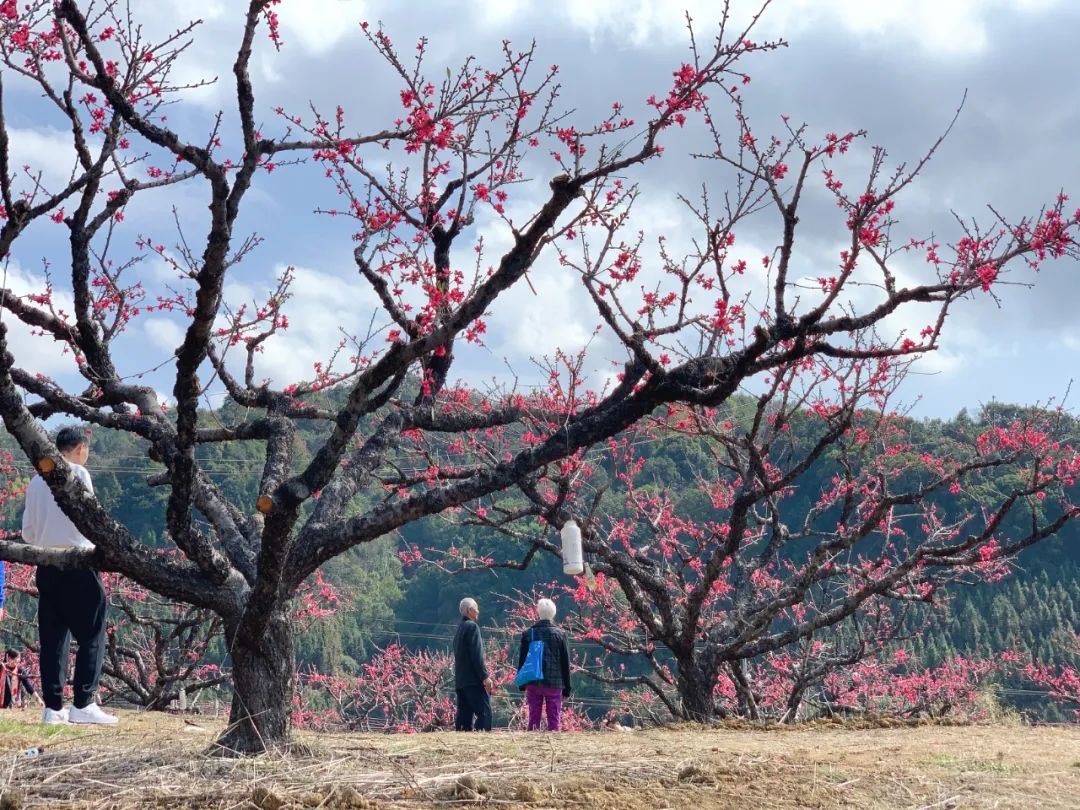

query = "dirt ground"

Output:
[[0, 708, 1078, 809]]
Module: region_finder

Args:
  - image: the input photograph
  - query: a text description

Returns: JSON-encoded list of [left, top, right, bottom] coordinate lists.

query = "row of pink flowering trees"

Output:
[[286, 615, 1079, 728], [3, 562, 226, 709], [0, 0, 1077, 752], [431, 390, 1080, 722], [2, 552, 340, 710], [502, 572, 1080, 725], [1022, 633, 1080, 720]]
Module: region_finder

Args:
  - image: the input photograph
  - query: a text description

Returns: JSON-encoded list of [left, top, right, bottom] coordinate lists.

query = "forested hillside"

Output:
[[3, 396, 1078, 719]]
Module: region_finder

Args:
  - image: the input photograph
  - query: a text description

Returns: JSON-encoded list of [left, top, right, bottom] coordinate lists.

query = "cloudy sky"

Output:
[[5, 0, 1079, 419]]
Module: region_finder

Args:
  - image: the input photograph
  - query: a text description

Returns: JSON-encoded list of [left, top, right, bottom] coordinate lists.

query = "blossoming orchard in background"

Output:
[[440, 400, 1080, 720], [1, 556, 340, 710], [1022, 633, 1080, 720], [0, 0, 1077, 754], [3, 560, 226, 710]]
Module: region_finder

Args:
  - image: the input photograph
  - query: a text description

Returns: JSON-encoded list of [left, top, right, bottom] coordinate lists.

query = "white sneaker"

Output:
[[68, 703, 118, 725], [41, 706, 70, 725]]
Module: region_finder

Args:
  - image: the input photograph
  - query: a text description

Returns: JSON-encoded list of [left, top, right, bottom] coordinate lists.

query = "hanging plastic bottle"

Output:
[[561, 520, 584, 576]]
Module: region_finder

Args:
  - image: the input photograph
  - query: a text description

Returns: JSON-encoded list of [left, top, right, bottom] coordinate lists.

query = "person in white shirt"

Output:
[[21, 426, 117, 726]]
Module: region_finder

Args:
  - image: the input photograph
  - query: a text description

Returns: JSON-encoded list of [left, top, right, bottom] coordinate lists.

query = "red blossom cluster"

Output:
[[1021, 633, 1080, 720], [293, 641, 594, 732], [822, 653, 1016, 720], [293, 569, 345, 622], [294, 644, 457, 732]]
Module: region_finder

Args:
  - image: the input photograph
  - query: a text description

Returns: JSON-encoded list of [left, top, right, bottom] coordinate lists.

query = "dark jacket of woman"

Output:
[[517, 619, 572, 696]]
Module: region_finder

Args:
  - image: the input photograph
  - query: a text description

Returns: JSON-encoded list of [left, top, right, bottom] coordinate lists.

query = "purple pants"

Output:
[[525, 685, 562, 731]]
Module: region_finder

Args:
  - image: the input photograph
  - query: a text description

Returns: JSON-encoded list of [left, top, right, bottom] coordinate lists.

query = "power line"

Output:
[[361, 626, 643, 656], [2, 433, 682, 476]]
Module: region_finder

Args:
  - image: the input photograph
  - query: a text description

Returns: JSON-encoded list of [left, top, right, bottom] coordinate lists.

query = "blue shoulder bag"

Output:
[[514, 628, 545, 688]]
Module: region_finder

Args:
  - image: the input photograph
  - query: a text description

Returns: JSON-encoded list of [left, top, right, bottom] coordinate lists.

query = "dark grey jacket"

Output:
[[454, 617, 489, 688], [517, 620, 572, 695]]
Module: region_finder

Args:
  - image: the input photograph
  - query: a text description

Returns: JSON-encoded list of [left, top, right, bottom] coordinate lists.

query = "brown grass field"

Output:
[[0, 708, 1078, 808]]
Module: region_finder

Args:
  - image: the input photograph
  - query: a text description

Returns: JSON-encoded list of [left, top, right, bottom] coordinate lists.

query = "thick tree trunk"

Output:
[[780, 684, 805, 724], [676, 659, 716, 722], [214, 612, 294, 755]]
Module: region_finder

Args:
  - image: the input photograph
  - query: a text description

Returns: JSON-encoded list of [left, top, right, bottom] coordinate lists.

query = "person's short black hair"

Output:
[[4, 649, 20, 661], [55, 426, 89, 453]]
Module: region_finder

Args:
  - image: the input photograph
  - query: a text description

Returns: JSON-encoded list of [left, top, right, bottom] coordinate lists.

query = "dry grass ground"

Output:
[[0, 708, 1077, 809]]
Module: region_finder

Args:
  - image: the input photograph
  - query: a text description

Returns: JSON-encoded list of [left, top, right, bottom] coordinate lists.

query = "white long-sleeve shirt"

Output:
[[21, 464, 96, 550]]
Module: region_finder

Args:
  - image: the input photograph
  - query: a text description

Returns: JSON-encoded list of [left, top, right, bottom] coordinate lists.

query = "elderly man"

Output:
[[453, 597, 493, 731]]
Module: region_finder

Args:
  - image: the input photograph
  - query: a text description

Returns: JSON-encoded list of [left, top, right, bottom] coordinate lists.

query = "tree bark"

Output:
[[780, 685, 805, 724], [675, 659, 716, 723], [214, 612, 294, 755], [730, 660, 760, 721]]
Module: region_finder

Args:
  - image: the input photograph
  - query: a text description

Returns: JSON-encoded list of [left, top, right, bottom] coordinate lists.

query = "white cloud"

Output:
[[218, 264, 381, 386], [259, 50, 285, 85], [764, 0, 994, 55], [143, 317, 186, 355], [5, 127, 84, 189], [492, 258, 595, 359], [467, 0, 1066, 56], [275, 0, 367, 55], [1059, 332, 1080, 353], [96, 1, 368, 110], [472, 0, 529, 29], [1, 263, 78, 378]]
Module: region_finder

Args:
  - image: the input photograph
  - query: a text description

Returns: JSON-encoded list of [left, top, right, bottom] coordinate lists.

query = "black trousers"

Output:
[[455, 685, 492, 731], [36, 565, 106, 711]]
